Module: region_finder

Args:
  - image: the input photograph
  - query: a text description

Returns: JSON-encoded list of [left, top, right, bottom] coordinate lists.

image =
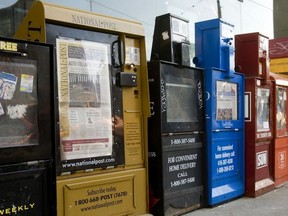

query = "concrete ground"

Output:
[[183, 182, 288, 216]]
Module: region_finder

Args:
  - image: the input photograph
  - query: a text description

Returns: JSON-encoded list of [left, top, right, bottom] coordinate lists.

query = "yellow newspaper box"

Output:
[[15, 1, 150, 215]]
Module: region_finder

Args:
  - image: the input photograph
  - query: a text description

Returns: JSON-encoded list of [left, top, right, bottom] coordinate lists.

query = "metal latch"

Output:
[[118, 72, 137, 87]]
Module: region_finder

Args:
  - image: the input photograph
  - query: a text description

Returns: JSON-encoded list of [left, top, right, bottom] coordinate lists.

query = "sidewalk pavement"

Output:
[[183, 182, 288, 216]]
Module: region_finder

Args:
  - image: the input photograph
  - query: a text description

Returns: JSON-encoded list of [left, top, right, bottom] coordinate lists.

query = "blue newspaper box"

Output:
[[194, 19, 245, 206]]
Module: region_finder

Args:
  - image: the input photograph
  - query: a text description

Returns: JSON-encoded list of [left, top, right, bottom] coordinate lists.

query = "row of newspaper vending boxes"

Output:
[[149, 14, 288, 215], [0, 1, 288, 216]]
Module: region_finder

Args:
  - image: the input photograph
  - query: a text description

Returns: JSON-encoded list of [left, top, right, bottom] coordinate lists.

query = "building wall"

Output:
[[0, 0, 274, 59], [274, 0, 288, 38]]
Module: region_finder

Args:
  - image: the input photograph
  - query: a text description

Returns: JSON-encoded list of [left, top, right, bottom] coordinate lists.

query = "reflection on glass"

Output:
[[56, 38, 113, 160], [166, 75, 198, 123], [216, 81, 238, 120], [276, 87, 287, 134], [256, 88, 270, 132], [0, 57, 38, 148]]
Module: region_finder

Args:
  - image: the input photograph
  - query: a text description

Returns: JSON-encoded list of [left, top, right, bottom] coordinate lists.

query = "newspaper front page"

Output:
[[56, 38, 113, 160]]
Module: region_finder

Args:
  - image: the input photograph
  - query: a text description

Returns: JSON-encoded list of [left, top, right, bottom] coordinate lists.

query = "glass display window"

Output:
[[0, 57, 38, 148], [256, 87, 270, 132], [56, 38, 114, 161], [216, 81, 238, 121], [276, 87, 288, 136]]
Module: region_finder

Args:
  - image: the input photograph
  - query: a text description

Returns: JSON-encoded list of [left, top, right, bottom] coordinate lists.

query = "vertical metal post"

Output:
[[238, 0, 243, 33], [217, 0, 222, 18]]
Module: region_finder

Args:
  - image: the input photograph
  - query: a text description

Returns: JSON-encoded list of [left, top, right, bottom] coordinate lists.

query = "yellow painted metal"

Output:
[[57, 168, 147, 216], [270, 58, 288, 78], [14, 1, 145, 42], [14, 1, 151, 215]]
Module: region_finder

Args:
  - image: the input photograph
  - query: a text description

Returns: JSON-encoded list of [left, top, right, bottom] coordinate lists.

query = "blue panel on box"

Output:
[[205, 67, 245, 206], [208, 132, 245, 205], [194, 19, 235, 73], [211, 139, 240, 179]]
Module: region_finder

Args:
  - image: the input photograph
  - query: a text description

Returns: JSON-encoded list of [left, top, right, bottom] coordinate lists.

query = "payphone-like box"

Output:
[[193, 18, 235, 73], [235, 32, 275, 197], [0, 37, 56, 215], [150, 13, 191, 66], [194, 18, 245, 206], [15, 1, 150, 215]]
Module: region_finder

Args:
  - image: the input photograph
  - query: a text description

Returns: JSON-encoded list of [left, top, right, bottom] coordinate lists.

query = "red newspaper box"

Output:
[[270, 73, 288, 186], [235, 32, 275, 197]]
